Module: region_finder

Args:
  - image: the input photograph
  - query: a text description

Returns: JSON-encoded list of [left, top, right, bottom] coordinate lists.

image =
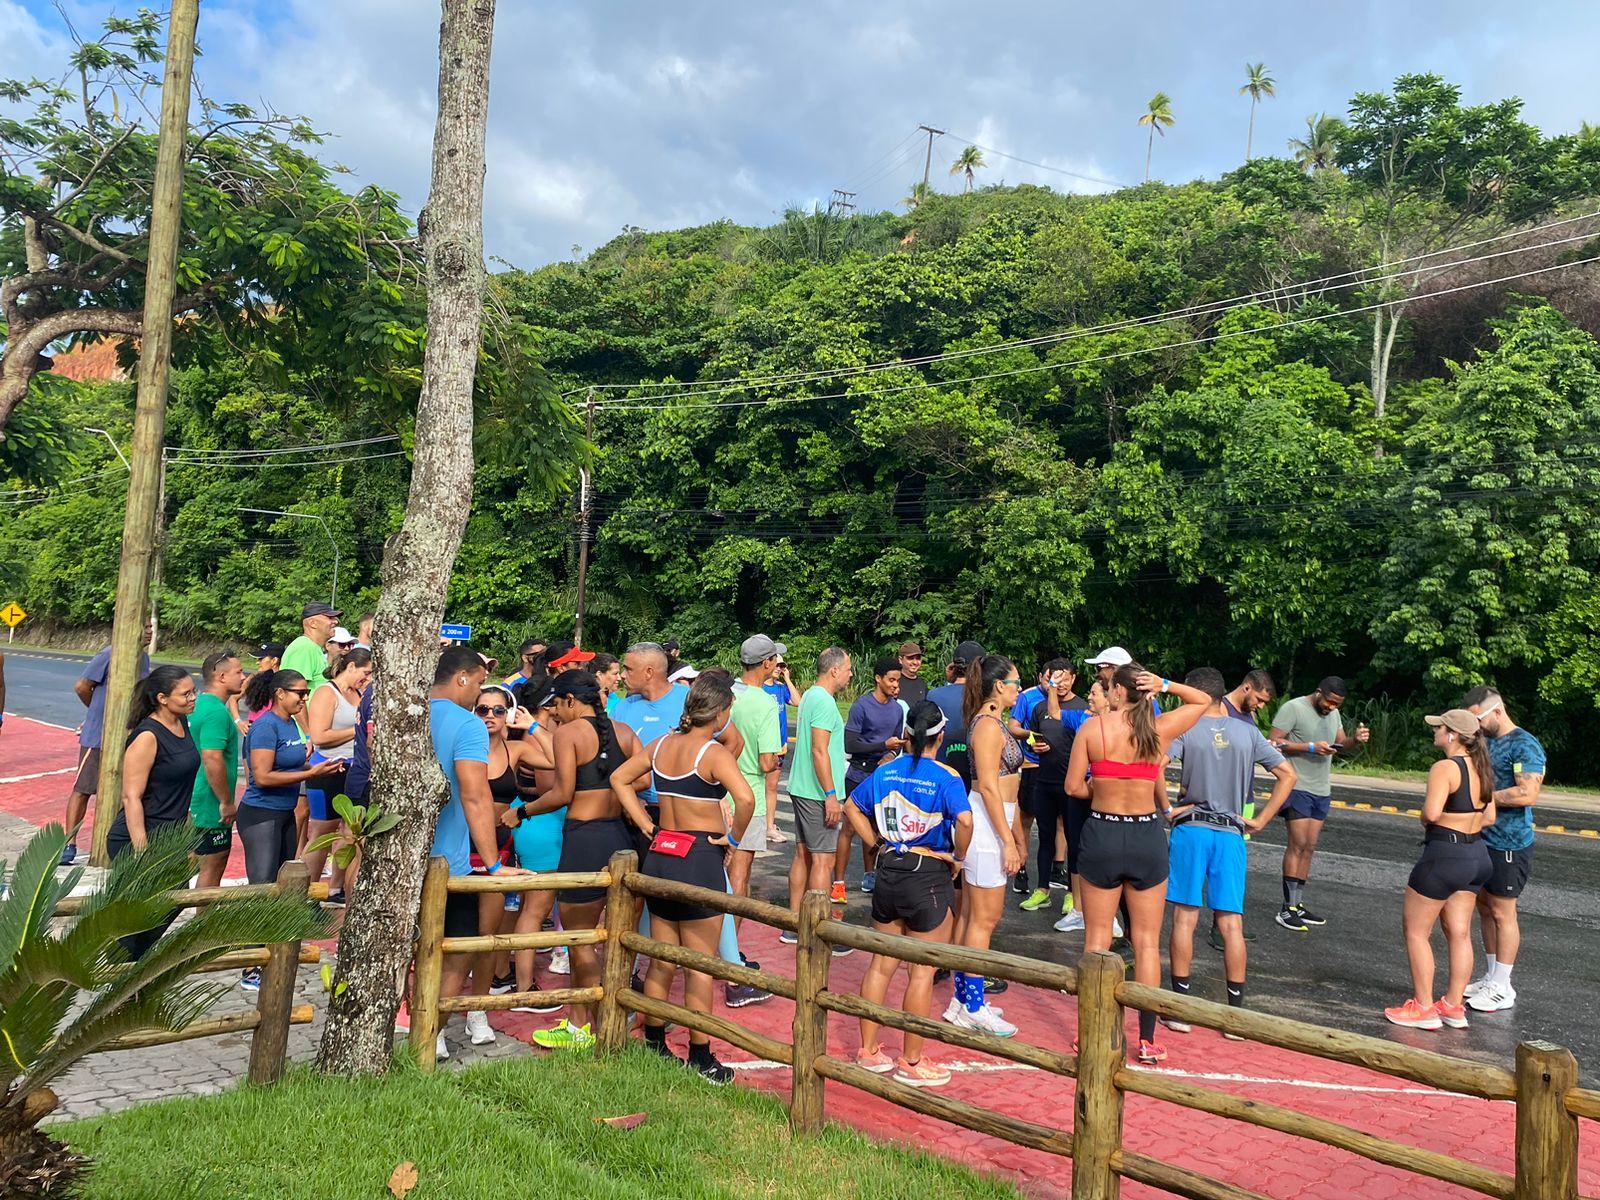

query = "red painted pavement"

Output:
[[5, 717, 1596, 1197]]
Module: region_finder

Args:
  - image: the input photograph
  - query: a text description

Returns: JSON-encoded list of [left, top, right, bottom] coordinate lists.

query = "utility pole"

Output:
[[827, 188, 856, 216], [148, 448, 168, 655], [92, 0, 200, 867], [918, 125, 946, 188], [573, 391, 595, 648]]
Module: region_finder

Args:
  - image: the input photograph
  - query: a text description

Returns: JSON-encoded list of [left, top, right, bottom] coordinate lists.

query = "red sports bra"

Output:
[[1089, 722, 1163, 781]]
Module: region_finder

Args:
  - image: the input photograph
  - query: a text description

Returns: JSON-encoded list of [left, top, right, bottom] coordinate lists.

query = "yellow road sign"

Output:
[[0, 602, 26, 628]]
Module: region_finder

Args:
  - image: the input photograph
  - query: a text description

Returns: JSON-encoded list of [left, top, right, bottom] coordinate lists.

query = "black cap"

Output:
[[254, 642, 286, 660], [301, 601, 342, 619], [953, 640, 986, 665], [662, 639, 681, 654]]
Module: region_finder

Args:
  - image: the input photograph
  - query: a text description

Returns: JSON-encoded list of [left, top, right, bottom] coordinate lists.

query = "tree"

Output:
[[1288, 113, 1344, 172], [316, 0, 499, 1075], [902, 180, 933, 210], [0, 12, 418, 440], [1139, 93, 1176, 182], [1240, 62, 1277, 161], [949, 145, 986, 193]]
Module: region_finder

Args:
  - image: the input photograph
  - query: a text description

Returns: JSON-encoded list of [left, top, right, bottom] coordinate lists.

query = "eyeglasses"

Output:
[[1003, 678, 1022, 686], [283, 688, 311, 699], [475, 704, 509, 717]]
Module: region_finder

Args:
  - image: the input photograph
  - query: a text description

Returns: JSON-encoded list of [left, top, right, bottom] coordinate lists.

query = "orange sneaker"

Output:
[[893, 1057, 952, 1087], [855, 1046, 894, 1074], [1384, 998, 1442, 1030], [830, 880, 847, 904], [1136, 1039, 1167, 1064], [1434, 1000, 1469, 1029]]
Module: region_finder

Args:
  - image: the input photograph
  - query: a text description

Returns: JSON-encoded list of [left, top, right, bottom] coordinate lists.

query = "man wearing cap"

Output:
[[1084, 645, 1133, 690], [897, 642, 928, 708], [928, 640, 984, 786], [1268, 675, 1370, 932], [282, 602, 341, 695], [726, 635, 786, 901]]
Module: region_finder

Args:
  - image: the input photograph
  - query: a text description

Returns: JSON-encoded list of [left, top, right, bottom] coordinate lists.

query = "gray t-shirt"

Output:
[[79, 646, 151, 749], [1269, 694, 1342, 796], [1170, 712, 1285, 822]]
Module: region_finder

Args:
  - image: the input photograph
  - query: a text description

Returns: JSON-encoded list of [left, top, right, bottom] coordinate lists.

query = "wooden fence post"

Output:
[[595, 850, 641, 1054], [1072, 950, 1127, 1200], [410, 856, 450, 1074], [248, 860, 310, 1085], [790, 889, 832, 1135], [1514, 1040, 1578, 1200]]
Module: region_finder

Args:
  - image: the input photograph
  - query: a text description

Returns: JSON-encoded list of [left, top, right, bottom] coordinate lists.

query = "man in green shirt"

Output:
[[281, 601, 341, 694], [725, 635, 785, 908], [1268, 675, 1369, 933], [191, 650, 246, 886], [785, 647, 852, 923]]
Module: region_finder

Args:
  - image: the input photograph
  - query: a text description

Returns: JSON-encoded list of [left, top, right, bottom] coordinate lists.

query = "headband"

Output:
[[908, 715, 948, 737]]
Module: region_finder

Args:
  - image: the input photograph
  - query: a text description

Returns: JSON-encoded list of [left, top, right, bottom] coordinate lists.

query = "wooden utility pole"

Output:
[[827, 188, 857, 216], [573, 391, 595, 648], [92, 0, 199, 866], [918, 125, 946, 188]]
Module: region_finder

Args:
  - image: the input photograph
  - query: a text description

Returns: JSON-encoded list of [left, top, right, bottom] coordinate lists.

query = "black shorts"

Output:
[[557, 817, 633, 904], [193, 825, 233, 857], [444, 890, 479, 939], [642, 830, 727, 922], [1484, 846, 1533, 899], [1064, 795, 1093, 878], [1017, 768, 1038, 818], [1408, 834, 1492, 901], [1077, 811, 1168, 891], [871, 852, 954, 933]]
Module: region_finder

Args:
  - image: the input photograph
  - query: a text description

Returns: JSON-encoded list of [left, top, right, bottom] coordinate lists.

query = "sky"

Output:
[[6, 0, 1600, 269]]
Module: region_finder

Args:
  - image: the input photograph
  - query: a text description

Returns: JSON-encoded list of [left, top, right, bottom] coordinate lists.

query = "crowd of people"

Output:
[[52, 610, 1548, 1085]]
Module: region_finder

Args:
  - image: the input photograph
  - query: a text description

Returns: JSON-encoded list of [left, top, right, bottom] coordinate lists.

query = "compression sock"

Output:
[[1492, 961, 1514, 987], [643, 1023, 669, 1050], [1171, 974, 1191, 996], [1139, 1009, 1157, 1043], [965, 973, 986, 1014], [1282, 877, 1305, 909], [1226, 980, 1246, 1007], [687, 1041, 717, 1065], [953, 972, 971, 1008]]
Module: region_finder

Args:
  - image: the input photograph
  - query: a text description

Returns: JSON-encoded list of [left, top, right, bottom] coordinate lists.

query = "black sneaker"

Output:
[[643, 1031, 678, 1061], [1295, 906, 1326, 927], [489, 973, 516, 995], [1011, 870, 1030, 895], [326, 889, 348, 907], [740, 953, 760, 972], [689, 1048, 733, 1085], [1275, 908, 1309, 933], [933, 968, 951, 985], [830, 943, 854, 958], [983, 977, 1009, 996], [725, 983, 772, 1008], [1048, 865, 1071, 890]]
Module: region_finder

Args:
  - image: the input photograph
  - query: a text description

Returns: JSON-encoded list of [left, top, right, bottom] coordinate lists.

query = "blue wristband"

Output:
[[486, 859, 502, 874]]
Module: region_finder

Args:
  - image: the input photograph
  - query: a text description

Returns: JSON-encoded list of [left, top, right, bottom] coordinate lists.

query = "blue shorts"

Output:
[[1281, 788, 1331, 822], [1167, 823, 1246, 914], [512, 807, 566, 873], [306, 754, 349, 822]]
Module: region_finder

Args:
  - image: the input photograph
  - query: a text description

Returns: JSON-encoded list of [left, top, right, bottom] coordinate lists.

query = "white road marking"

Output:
[[0, 767, 76, 784]]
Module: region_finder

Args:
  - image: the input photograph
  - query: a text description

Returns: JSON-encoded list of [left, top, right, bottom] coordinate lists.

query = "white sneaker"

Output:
[[952, 1003, 1018, 1039], [1466, 981, 1516, 1013], [942, 998, 965, 1024], [1112, 915, 1125, 939], [465, 1011, 496, 1045], [435, 1033, 450, 1062], [1160, 1016, 1192, 1034], [1054, 909, 1086, 933], [549, 946, 571, 976], [1463, 975, 1491, 999]]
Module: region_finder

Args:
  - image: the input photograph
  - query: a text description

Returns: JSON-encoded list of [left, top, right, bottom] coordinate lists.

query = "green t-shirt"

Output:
[[280, 635, 330, 695], [727, 682, 781, 815], [188, 692, 239, 828], [1270, 694, 1343, 796], [789, 685, 846, 802]]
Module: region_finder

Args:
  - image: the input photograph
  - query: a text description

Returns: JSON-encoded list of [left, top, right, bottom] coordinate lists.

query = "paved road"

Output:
[[1, 646, 200, 731]]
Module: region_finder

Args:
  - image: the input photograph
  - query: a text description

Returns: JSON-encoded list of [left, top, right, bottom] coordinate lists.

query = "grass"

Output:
[[62, 1049, 1021, 1200]]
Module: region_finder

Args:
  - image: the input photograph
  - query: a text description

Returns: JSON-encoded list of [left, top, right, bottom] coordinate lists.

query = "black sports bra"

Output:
[[650, 736, 724, 803], [574, 716, 619, 792], [488, 749, 520, 805], [1441, 756, 1484, 815]]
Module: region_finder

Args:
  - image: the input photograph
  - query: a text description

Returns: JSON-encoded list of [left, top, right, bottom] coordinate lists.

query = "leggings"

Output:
[[237, 804, 298, 885], [1033, 778, 1067, 884]]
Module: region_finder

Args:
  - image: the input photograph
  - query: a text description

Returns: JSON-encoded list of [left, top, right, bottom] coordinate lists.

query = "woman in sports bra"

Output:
[[943, 654, 1026, 1039], [1065, 662, 1210, 1064], [1385, 709, 1496, 1032], [611, 672, 756, 1084], [303, 646, 374, 899], [518, 671, 641, 1047]]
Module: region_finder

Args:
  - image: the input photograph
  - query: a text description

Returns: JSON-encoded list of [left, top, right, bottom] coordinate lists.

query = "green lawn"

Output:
[[62, 1049, 1021, 1200]]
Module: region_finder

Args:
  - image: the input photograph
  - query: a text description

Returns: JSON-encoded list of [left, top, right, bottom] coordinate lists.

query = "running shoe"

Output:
[[1295, 905, 1327, 927], [856, 1047, 895, 1074], [59, 842, 78, 867], [1136, 1039, 1167, 1064], [511, 999, 563, 1015], [549, 946, 571, 976], [830, 881, 847, 904], [1466, 981, 1516, 1013], [1463, 975, 1491, 999], [1054, 909, 1086, 933], [489, 973, 517, 995], [1274, 908, 1308, 933], [831, 942, 854, 958], [465, 1011, 496, 1046], [860, 871, 876, 894], [1011, 869, 1030, 896], [504, 892, 521, 912], [725, 983, 772, 1008], [643, 1033, 678, 1061], [948, 1003, 1018, 1039], [933, 967, 951, 984], [768, 826, 787, 844], [1435, 1000, 1469, 1029], [531, 1019, 595, 1050], [941, 998, 965, 1025], [1048, 865, 1071, 890], [983, 977, 1009, 996], [778, 931, 798, 945], [689, 1050, 734, 1085], [894, 1058, 952, 1087], [1020, 888, 1052, 912], [1384, 998, 1442, 1029], [1112, 914, 1125, 939], [326, 889, 348, 907], [740, 953, 760, 971], [1222, 1030, 1246, 1042], [435, 1033, 450, 1062], [1160, 1017, 1192, 1034], [239, 967, 262, 993]]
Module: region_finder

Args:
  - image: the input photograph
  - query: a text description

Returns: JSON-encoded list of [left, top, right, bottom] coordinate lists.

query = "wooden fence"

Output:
[[412, 850, 1597, 1200], [56, 861, 325, 1085]]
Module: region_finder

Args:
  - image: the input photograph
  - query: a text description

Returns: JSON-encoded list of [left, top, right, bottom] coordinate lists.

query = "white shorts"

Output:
[[962, 791, 1017, 889]]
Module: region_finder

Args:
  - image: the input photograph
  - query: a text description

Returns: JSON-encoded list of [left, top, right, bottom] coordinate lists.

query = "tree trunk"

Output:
[[1246, 99, 1256, 161], [1145, 128, 1154, 182], [316, 0, 497, 1076]]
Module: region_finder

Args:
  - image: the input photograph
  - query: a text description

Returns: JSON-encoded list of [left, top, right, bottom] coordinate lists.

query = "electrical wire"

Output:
[[163, 450, 406, 469], [938, 130, 1131, 190], [162, 434, 401, 458]]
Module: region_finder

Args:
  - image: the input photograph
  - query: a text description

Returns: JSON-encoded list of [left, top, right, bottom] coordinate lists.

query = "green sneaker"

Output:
[[1061, 892, 1076, 915], [531, 1019, 595, 1051], [1019, 888, 1052, 912]]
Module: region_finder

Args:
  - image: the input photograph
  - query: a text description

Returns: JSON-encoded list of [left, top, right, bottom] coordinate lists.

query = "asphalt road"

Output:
[[0, 647, 188, 731]]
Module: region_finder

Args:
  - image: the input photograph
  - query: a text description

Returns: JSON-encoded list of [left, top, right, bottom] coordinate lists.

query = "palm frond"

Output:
[[70, 822, 199, 924], [0, 825, 77, 980], [0, 984, 78, 1094], [0, 893, 183, 1006]]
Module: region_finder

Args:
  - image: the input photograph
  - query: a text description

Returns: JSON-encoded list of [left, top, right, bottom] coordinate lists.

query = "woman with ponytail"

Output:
[[1065, 662, 1211, 1064], [844, 700, 973, 1087], [1385, 709, 1497, 1031]]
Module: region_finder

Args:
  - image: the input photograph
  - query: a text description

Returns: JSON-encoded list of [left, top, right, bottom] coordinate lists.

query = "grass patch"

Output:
[[63, 1049, 1021, 1200]]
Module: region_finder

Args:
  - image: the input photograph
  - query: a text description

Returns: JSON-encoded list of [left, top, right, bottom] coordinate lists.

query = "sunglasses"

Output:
[[1003, 678, 1022, 686], [283, 688, 311, 699], [475, 704, 509, 717]]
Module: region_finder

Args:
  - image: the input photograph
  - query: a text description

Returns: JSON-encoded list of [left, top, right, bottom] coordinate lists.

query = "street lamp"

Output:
[[83, 427, 130, 469], [237, 508, 340, 607]]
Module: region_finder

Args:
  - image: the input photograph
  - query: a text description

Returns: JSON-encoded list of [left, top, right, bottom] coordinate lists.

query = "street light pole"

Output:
[[237, 509, 340, 606], [573, 390, 595, 648], [83, 427, 130, 469]]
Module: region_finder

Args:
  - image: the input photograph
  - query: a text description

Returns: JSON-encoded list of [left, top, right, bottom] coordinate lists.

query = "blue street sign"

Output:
[[440, 622, 473, 641]]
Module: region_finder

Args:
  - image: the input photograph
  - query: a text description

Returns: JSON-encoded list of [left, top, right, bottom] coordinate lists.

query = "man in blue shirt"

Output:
[[841, 657, 905, 897], [1007, 660, 1049, 897], [60, 620, 152, 865], [928, 640, 984, 786], [1462, 685, 1546, 1014]]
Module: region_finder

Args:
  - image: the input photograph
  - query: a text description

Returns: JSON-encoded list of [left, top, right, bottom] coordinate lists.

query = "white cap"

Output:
[[330, 626, 356, 645], [1084, 646, 1133, 668], [668, 664, 700, 683]]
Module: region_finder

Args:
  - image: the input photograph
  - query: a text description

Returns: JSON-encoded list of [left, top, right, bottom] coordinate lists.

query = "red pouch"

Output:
[[650, 830, 695, 858]]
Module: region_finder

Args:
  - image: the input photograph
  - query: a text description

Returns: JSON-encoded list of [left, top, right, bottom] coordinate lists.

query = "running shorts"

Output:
[[790, 793, 840, 854], [1077, 810, 1169, 891], [72, 745, 102, 797], [1408, 834, 1492, 901], [193, 824, 233, 857], [557, 816, 634, 903], [1281, 789, 1331, 822], [962, 791, 1018, 889], [871, 851, 954, 933], [443, 890, 479, 939], [1484, 845, 1533, 899], [1166, 822, 1246, 913], [306, 756, 350, 822], [729, 817, 767, 854], [641, 829, 728, 922], [512, 806, 566, 873]]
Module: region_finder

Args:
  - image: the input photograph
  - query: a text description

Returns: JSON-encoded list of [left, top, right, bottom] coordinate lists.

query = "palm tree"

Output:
[[0, 823, 328, 1194], [1239, 62, 1276, 161], [1138, 93, 1175, 182], [1580, 120, 1599, 144], [949, 145, 986, 193], [902, 180, 933, 210], [1288, 113, 1344, 173]]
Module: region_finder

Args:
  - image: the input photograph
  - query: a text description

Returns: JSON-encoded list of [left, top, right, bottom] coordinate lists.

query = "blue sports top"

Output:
[[848, 753, 971, 855]]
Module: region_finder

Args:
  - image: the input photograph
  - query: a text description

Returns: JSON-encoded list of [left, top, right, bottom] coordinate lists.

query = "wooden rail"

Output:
[[55, 878, 330, 915], [445, 870, 609, 894], [439, 987, 601, 1014], [101, 1005, 315, 1051], [1567, 1085, 1600, 1122], [622, 988, 792, 1066], [618, 930, 798, 1000], [439, 928, 605, 955], [817, 988, 1075, 1077], [1112, 1150, 1272, 1200]]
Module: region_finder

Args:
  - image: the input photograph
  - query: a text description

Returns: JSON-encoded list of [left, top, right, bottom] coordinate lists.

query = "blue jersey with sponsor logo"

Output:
[[848, 753, 971, 855], [1483, 726, 1545, 852]]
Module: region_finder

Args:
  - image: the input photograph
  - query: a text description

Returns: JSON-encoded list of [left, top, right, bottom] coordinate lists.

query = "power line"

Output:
[[940, 129, 1131, 190], [163, 450, 406, 469], [836, 128, 923, 192], [163, 434, 401, 458]]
